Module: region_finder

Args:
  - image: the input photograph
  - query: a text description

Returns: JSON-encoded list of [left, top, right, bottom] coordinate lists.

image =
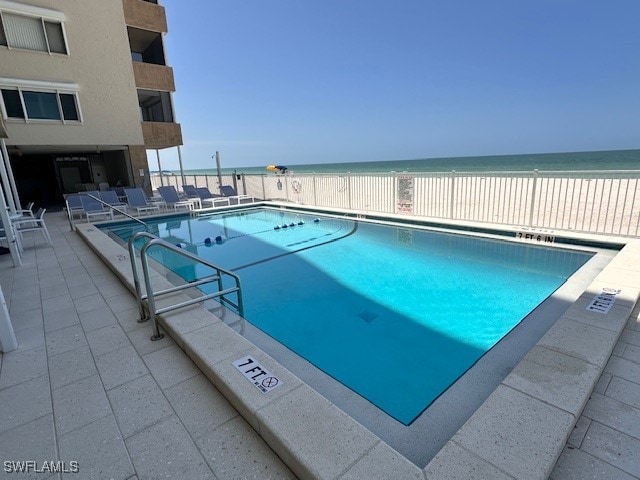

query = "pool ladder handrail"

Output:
[[69, 193, 149, 232], [128, 231, 244, 341]]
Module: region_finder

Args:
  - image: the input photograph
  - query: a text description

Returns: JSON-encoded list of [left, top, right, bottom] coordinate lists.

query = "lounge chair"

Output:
[[182, 185, 199, 198], [157, 186, 193, 211], [99, 190, 128, 214], [194, 187, 230, 208], [13, 208, 52, 246], [80, 193, 114, 222], [219, 185, 255, 205], [124, 188, 160, 215], [65, 194, 85, 222]]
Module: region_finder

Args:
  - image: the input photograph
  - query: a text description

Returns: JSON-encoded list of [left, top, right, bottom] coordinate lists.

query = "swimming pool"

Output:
[[107, 207, 592, 425]]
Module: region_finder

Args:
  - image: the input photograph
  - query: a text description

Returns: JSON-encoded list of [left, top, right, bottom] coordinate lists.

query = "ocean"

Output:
[[168, 149, 640, 176]]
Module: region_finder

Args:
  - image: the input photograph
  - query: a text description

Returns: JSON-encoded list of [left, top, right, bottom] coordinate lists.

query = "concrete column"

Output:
[[0, 286, 17, 352]]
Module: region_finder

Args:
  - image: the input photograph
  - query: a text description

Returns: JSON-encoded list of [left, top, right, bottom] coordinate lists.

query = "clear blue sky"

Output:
[[149, 0, 640, 171]]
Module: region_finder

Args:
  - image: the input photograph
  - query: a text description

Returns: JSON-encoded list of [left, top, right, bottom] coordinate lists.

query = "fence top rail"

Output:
[[242, 169, 640, 177]]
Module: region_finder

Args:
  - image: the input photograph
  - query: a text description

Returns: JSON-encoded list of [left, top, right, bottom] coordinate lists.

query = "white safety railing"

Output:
[[153, 170, 640, 238]]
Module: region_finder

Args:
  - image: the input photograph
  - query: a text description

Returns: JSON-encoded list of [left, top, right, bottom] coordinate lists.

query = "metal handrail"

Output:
[[66, 192, 148, 231], [128, 231, 244, 341]]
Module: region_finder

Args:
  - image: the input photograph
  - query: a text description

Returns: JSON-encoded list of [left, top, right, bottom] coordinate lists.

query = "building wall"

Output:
[[0, 0, 144, 147]]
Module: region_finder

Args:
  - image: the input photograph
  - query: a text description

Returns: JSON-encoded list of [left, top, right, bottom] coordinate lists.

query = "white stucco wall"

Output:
[[0, 0, 144, 146]]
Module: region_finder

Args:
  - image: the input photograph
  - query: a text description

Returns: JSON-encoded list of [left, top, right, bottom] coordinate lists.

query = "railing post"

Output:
[[529, 169, 539, 226], [347, 173, 352, 209], [313, 174, 318, 206], [449, 170, 456, 219], [261, 174, 266, 200]]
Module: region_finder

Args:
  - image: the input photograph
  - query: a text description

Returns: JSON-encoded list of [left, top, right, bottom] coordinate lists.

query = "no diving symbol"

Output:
[[262, 377, 279, 389]]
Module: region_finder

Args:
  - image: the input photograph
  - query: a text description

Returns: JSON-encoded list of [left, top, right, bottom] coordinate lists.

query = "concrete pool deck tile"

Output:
[[58, 414, 134, 480], [51, 374, 111, 436], [550, 446, 636, 480], [605, 376, 640, 410], [48, 346, 97, 390], [164, 374, 238, 441], [106, 292, 139, 314], [43, 306, 80, 333], [159, 307, 221, 342], [256, 384, 379, 480], [451, 385, 575, 480], [624, 343, 640, 363], [44, 324, 87, 357], [183, 322, 255, 372], [9, 308, 43, 333], [0, 415, 58, 479], [341, 442, 424, 480], [142, 344, 200, 390], [72, 293, 108, 315], [126, 323, 175, 356], [114, 306, 147, 333], [78, 307, 118, 333], [593, 371, 613, 394], [13, 325, 45, 352], [196, 415, 296, 480], [582, 392, 640, 439], [94, 345, 149, 391], [0, 343, 48, 390], [567, 415, 591, 448], [209, 347, 302, 432], [581, 421, 640, 477], [603, 355, 640, 383], [106, 374, 174, 439], [595, 266, 640, 290], [125, 416, 215, 480], [41, 293, 74, 315], [85, 323, 131, 357], [562, 299, 634, 333], [423, 441, 514, 480], [621, 327, 640, 347], [0, 375, 51, 434], [538, 317, 618, 367], [502, 345, 601, 415], [40, 282, 70, 301]]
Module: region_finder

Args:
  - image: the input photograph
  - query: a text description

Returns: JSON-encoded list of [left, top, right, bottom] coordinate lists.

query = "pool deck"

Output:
[[0, 209, 639, 479]]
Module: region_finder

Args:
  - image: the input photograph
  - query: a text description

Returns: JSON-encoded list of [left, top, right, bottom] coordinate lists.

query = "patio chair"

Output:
[[80, 193, 114, 222], [16, 201, 35, 218], [157, 186, 193, 211], [219, 185, 255, 205], [124, 188, 160, 215], [13, 208, 52, 246], [65, 194, 86, 222], [195, 187, 230, 208], [99, 190, 128, 214], [182, 185, 199, 198]]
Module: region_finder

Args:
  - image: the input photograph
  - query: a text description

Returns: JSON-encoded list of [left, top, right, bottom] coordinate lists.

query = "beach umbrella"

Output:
[[266, 165, 288, 173]]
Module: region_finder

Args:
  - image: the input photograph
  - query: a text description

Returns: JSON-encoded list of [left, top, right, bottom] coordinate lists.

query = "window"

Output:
[[0, 10, 67, 54], [1, 87, 80, 122], [1, 89, 23, 118]]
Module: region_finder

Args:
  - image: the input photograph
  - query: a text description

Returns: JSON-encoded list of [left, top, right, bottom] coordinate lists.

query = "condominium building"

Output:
[[0, 0, 182, 206]]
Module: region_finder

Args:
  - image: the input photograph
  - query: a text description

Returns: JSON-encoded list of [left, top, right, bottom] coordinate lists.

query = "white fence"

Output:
[[152, 170, 640, 238]]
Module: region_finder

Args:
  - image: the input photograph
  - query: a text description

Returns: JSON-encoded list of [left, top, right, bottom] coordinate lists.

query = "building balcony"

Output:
[[142, 121, 182, 148], [123, 0, 167, 33], [133, 62, 175, 92]]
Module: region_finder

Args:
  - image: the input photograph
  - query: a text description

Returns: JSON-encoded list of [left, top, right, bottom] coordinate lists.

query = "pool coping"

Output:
[[75, 212, 640, 480]]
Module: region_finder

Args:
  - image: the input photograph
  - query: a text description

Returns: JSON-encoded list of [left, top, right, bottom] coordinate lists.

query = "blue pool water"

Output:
[[107, 208, 592, 424]]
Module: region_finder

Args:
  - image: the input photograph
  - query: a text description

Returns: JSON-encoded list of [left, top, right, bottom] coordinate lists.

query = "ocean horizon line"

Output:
[[152, 148, 640, 175]]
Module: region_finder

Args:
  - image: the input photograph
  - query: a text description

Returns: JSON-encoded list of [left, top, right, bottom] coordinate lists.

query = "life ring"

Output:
[[291, 180, 302, 193]]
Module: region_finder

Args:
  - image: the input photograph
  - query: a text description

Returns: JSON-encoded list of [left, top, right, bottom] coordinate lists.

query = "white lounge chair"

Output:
[[80, 193, 114, 222], [124, 188, 160, 215], [157, 186, 193, 211]]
